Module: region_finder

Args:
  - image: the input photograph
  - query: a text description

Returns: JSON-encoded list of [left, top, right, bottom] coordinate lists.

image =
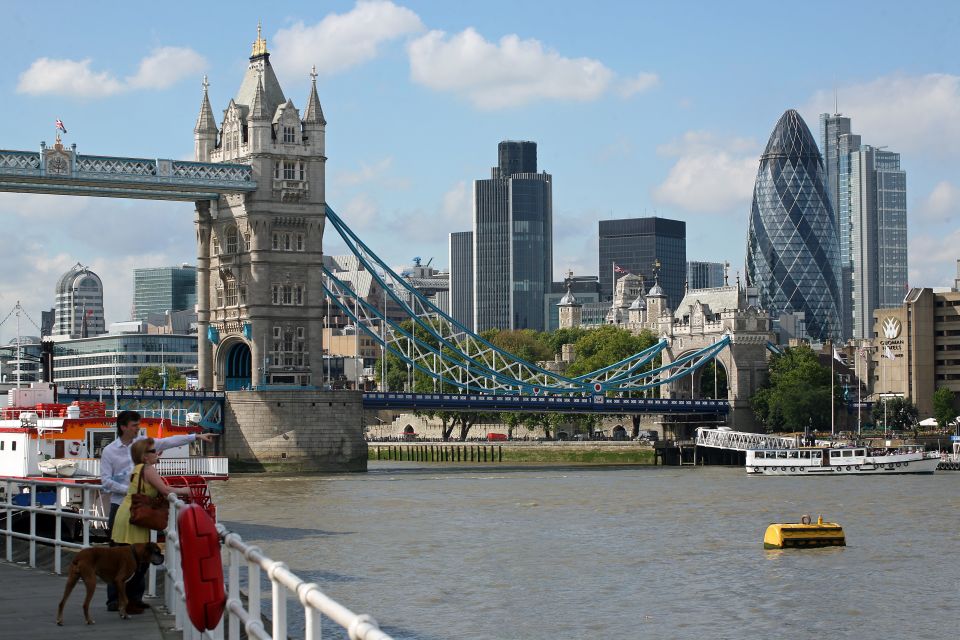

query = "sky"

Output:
[[1, 0, 959, 343]]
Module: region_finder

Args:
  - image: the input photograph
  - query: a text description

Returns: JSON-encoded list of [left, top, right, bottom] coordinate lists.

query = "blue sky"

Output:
[[1, 0, 959, 342]]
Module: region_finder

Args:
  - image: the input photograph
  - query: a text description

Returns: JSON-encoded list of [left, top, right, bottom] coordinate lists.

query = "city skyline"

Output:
[[1, 1, 959, 343]]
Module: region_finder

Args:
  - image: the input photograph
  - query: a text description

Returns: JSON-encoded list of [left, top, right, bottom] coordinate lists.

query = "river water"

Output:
[[211, 463, 958, 639]]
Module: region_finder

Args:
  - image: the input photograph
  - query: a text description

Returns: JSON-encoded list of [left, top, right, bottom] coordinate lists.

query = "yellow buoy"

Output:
[[763, 514, 845, 549]]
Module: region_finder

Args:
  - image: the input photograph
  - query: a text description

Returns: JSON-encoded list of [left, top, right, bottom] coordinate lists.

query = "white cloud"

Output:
[[272, 0, 424, 77], [618, 72, 659, 98], [909, 229, 960, 289], [126, 47, 206, 90], [653, 132, 758, 214], [333, 156, 410, 190], [17, 47, 206, 98], [342, 193, 380, 230], [408, 28, 615, 109], [805, 73, 960, 155], [917, 181, 960, 223], [440, 181, 469, 223]]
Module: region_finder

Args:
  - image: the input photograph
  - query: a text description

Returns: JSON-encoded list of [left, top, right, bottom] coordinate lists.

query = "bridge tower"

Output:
[[194, 26, 327, 390]]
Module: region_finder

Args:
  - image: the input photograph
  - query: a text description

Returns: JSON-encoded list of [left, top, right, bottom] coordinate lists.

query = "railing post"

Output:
[[228, 546, 240, 639], [270, 562, 288, 639], [247, 549, 261, 629], [28, 486, 36, 568], [147, 529, 158, 597], [299, 582, 322, 640], [53, 489, 62, 574]]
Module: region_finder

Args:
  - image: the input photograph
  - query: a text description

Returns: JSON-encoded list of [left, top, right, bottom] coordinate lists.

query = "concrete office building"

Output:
[[473, 141, 553, 331], [449, 231, 474, 331], [53, 263, 106, 339], [543, 273, 601, 332], [687, 261, 726, 290], [133, 265, 197, 320], [599, 217, 686, 309]]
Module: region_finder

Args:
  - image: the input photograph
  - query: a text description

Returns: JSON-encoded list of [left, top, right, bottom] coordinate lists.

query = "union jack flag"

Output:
[[613, 263, 628, 274], [55, 119, 67, 134]]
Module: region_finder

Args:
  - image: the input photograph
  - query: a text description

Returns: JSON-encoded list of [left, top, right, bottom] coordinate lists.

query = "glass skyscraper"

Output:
[[53, 263, 106, 338], [448, 231, 474, 331], [746, 109, 842, 342], [473, 141, 552, 332], [133, 265, 197, 321], [687, 261, 725, 290], [598, 217, 686, 309]]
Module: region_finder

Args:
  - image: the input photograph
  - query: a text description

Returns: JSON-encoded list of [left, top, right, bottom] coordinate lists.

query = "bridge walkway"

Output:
[[0, 559, 171, 639]]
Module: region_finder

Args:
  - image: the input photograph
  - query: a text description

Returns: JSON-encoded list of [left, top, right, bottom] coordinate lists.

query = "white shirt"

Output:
[[100, 433, 196, 505]]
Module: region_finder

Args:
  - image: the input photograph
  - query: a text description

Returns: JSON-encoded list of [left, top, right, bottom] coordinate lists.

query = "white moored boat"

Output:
[[746, 445, 940, 476]]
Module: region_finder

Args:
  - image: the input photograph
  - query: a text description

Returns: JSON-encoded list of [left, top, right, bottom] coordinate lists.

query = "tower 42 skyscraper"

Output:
[[746, 110, 842, 342]]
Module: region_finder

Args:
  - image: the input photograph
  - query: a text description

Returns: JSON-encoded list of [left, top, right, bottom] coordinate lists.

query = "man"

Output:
[[100, 410, 217, 612]]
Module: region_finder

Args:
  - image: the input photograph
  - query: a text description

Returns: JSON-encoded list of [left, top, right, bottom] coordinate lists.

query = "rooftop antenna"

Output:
[[834, 87, 838, 115]]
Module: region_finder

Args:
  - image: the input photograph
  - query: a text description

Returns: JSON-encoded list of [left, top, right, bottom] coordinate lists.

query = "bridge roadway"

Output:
[[0, 560, 169, 639]]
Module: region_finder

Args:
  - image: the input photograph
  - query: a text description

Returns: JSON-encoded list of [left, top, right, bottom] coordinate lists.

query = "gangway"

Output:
[[695, 427, 796, 452]]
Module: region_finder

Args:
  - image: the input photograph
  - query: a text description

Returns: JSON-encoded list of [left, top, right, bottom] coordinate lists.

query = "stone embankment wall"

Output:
[[225, 390, 367, 472]]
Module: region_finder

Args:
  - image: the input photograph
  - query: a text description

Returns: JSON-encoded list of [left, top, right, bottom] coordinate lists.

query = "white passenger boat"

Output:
[[746, 445, 940, 475]]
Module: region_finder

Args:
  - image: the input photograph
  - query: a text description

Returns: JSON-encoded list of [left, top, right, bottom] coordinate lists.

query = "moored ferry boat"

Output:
[[746, 444, 940, 476]]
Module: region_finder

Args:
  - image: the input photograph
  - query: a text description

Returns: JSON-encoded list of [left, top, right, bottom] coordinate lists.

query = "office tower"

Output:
[[850, 147, 908, 338], [133, 265, 198, 320], [686, 261, 725, 290], [598, 217, 686, 309], [746, 109, 841, 342], [543, 274, 601, 332], [473, 141, 552, 331], [449, 231, 474, 331], [820, 112, 907, 340], [53, 263, 106, 338]]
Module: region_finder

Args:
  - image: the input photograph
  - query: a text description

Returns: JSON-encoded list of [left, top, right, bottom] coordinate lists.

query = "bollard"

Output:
[[499, 445, 502, 462]]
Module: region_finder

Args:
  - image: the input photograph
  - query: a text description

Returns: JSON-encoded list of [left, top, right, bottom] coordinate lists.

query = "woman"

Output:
[[111, 438, 191, 545]]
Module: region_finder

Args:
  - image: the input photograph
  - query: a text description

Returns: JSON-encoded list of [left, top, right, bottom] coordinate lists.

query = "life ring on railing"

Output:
[[178, 503, 226, 631], [800, 514, 811, 525], [68, 441, 82, 456]]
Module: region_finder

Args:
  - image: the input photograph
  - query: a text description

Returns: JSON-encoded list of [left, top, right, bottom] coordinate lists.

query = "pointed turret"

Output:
[[303, 66, 326, 126], [234, 23, 286, 116], [249, 76, 270, 121], [194, 75, 217, 161]]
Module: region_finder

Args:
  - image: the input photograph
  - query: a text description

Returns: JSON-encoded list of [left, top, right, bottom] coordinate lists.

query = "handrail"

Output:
[[164, 493, 394, 640]]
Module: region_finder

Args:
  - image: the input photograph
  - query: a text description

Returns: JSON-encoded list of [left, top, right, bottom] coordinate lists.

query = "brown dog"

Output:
[[56, 542, 164, 625]]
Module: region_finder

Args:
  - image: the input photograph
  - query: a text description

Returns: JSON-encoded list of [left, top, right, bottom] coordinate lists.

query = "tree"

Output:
[[699, 360, 728, 399], [871, 396, 919, 432], [135, 366, 186, 390], [751, 344, 841, 433], [564, 326, 659, 378], [932, 386, 958, 431], [488, 330, 554, 363]]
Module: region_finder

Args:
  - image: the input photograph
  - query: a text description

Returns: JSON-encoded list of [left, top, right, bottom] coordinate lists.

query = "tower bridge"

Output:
[[1, 27, 771, 469]]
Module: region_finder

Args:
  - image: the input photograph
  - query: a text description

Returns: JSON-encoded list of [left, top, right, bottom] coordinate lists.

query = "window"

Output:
[[299, 163, 305, 180], [842, 450, 853, 458], [274, 162, 280, 179], [10, 441, 14, 451], [830, 450, 841, 458], [294, 285, 303, 306], [212, 235, 220, 255], [283, 126, 296, 143], [225, 279, 238, 306], [271, 283, 305, 306], [272, 233, 280, 250], [296, 233, 305, 251], [284, 233, 292, 251], [225, 226, 238, 254], [215, 284, 224, 308], [243, 231, 251, 251], [239, 285, 247, 305], [284, 161, 297, 180]]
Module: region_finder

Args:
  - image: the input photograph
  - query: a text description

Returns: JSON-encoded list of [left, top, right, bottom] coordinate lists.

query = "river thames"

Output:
[[212, 463, 957, 639]]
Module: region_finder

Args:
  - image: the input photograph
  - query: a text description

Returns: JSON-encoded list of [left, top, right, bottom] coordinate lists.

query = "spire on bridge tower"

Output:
[[303, 65, 326, 126], [194, 75, 217, 161], [252, 20, 268, 57], [249, 75, 270, 121]]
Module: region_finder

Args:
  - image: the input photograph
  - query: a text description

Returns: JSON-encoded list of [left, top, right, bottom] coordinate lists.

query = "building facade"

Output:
[[51, 332, 197, 389], [473, 141, 553, 332], [686, 261, 725, 290], [543, 274, 601, 332], [598, 217, 686, 309], [53, 263, 106, 339], [746, 109, 842, 342], [448, 231, 474, 331], [133, 265, 197, 320], [871, 283, 960, 417], [193, 29, 327, 390]]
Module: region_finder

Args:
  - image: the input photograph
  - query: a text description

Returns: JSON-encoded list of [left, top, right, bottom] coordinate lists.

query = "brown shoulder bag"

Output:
[[129, 465, 169, 531]]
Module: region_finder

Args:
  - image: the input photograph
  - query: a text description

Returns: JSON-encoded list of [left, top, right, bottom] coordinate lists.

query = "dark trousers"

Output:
[[106, 502, 148, 607]]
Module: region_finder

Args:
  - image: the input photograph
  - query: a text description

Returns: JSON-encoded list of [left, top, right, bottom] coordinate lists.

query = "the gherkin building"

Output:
[[746, 109, 841, 342]]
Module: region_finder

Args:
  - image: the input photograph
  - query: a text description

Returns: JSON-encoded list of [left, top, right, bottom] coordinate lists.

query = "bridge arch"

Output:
[[220, 338, 252, 391]]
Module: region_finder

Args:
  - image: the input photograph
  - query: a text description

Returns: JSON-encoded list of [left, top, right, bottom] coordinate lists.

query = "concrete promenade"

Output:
[[0, 560, 173, 640]]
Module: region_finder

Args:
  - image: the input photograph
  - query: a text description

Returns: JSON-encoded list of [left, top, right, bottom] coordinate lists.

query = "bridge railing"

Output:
[[695, 427, 796, 451], [72, 457, 229, 479], [164, 494, 393, 640]]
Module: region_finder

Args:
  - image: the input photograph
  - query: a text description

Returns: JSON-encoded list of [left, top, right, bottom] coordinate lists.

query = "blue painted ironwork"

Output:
[[57, 387, 225, 432], [0, 147, 256, 201], [363, 392, 729, 414]]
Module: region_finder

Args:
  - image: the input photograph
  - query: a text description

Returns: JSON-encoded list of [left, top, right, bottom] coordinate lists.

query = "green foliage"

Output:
[[699, 360, 728, 399], [487, 330, 554, 363], [135, 366, 186, 390], [751, 344, 840, 433], [871, 396, 919, 431], [564, 326, 659, 378], [932, 386, 958, 430]]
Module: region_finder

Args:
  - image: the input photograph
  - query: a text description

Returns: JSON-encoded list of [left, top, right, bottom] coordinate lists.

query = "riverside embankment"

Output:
[[368, 441, 656, 464]]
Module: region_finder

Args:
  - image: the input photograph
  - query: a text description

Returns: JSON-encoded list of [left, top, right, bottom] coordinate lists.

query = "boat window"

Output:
[[777, 451, 787, 459], [830, 450, 841, 458], [0, 441, 4, 450], [842, 450, 853, 458], [789, 451, 799, 458], [855, 449, 865, 456], [10, 441, 15, 451], [812, 451, 822, 458], [800, 451, 810, 459], [755, 451, 764, 459]]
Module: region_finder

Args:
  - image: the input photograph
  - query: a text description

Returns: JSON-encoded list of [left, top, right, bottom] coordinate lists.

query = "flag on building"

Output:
[[613, 263, 628, 274], [832, 347, 847, 365], [55, 118, 67, 134], [884, 345, 895, 360]]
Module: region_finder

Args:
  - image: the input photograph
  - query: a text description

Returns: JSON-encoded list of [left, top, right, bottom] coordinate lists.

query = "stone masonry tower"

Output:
[[194, 26, 327, 390]]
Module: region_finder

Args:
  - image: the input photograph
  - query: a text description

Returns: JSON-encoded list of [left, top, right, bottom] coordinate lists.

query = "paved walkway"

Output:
[[0, 560, 173, 640]]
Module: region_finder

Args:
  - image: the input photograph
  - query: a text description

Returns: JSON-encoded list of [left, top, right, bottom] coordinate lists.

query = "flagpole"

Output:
[[830, 339, 835, 438], [857, 347, 862, 437]]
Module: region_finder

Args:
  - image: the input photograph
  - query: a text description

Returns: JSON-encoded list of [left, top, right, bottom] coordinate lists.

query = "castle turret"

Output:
[[558, 285, 582, 329], [193, 76, 217, 162], [302, 66, 326, 158]]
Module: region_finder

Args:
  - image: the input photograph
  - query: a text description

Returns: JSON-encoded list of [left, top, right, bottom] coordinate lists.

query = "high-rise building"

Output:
[[850, 147, 908, 338], [448, 231, 474, 331], [53, 263, 106, 339], [133, 265, 197, 320], [686, 261, 726, 290], [543, 274, 601, 332], [598, 217, 686, 308], [746, 109, 842, 342], [820, 113, 907, 340], [473, 141, 552, 331]]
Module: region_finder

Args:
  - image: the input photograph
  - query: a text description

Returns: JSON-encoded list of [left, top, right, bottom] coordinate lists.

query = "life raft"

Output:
[[178, 503, 226, 631]]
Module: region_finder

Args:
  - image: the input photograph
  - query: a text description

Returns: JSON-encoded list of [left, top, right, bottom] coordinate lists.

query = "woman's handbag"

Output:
[[129, 466, 169, 531]]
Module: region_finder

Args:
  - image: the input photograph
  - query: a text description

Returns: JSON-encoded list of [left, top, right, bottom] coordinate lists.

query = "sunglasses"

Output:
[[146, 449, 157, 454]]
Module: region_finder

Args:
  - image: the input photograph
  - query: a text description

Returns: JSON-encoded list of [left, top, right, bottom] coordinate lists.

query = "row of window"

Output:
[[274, 160, 306, 180], [214, 280, 247, 308], [0, 441, 17, 451], [212, 228, 307, 254], [272, 326, 308, 367], [272, 284, 305, 306], [272, 232, 305, 252]]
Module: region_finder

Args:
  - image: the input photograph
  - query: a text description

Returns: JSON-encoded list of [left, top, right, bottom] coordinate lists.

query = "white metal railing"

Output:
[[0, 477, 159, 594], [73, 457, 229, 478], [164, 494, 394, 640], [695, 427, 796, 451]]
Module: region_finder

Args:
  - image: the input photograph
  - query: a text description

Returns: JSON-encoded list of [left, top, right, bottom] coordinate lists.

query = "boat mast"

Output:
[[15, 301, 21, 390]]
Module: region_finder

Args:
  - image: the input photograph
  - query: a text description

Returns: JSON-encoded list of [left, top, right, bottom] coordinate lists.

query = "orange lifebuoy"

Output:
[[68, 441, 82, 456], [178, 504, 226, 631]]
